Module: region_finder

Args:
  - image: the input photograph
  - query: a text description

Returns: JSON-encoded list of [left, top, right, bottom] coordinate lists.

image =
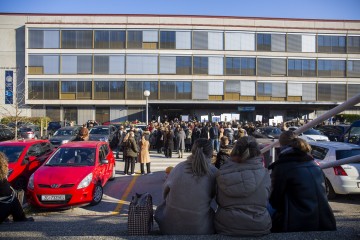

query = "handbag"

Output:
[[127, 192, 153, 235]]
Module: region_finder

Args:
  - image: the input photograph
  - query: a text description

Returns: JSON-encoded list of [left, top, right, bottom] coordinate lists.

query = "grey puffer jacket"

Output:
[[215, 156, 272, 236]]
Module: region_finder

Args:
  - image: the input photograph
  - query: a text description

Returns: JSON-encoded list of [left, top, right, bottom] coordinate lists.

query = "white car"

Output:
[[288, 127, 329, 142], [309, 141, 360, 199]]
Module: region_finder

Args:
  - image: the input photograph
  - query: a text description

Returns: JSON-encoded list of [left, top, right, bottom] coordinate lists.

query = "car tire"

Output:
[[325, 178, 336, 200], [109, 165, 116, 180], [90, 183, 103, 206]]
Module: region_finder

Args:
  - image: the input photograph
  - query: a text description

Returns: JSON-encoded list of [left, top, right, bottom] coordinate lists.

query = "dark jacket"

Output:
[[125, 137, 139, 158], [268, 147, 336, 232], [164, 131, 174, 150], [215, 145, 232, 169], [0, 179, 12, 197], [209, 126, 219, 140]]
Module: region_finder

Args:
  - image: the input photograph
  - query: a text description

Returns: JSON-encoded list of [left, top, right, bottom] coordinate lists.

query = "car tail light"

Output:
[[27, 131, 34, 134], [333, 166, 347, 176]]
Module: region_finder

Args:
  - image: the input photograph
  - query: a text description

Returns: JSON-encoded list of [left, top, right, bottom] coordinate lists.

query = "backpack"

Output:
[[128, 192, 153, 235]]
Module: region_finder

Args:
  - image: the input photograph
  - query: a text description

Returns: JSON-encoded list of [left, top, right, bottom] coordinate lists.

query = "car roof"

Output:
[[309, 141, 360, 150], [59, 141, 105, 148], [57, 126, 80, 130], [92, 125, 110, 128], [0, 139, 49, 146]]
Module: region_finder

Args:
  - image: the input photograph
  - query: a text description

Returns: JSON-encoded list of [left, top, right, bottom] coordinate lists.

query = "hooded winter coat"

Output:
[[215, 156, 272, 236], [268, 147, 336, 232], [155, 159, 218, 235]]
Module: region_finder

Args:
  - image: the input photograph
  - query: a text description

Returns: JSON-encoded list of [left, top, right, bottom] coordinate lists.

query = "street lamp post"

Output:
[[144, 90, 150, 125]]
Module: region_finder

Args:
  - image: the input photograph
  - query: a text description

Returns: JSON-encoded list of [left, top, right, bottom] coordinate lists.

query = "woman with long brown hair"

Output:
[[0, 153, 34, 223]]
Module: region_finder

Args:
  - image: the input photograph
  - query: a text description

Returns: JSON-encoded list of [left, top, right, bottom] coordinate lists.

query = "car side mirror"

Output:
[[101, 159, 109, 164]]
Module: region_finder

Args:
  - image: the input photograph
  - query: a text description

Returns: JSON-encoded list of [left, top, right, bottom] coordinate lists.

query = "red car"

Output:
[[0, 140, 53, 189], [27, 141, 116, 208]]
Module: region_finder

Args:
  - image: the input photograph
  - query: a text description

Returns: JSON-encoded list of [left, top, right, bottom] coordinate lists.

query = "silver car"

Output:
[[18, 125, 41, 139], [89, 125, 117, 142], [50, 126, 82, 147]]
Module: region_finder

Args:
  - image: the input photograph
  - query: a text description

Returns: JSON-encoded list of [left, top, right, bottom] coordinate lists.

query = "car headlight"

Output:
[[62, 139, 70, 144], [77, 173, 93, 189], [28, 173, 35, 190], [8, 169, 13, 177]]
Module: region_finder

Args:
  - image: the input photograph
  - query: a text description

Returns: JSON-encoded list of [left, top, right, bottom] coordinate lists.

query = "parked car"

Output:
[[18, 125, 41, 139], [47, 122, 62, 136], [49, 126, 82, 148], [289, 127, 330, 142], [0, 139, 53, 189], [344, 120, 360, 145], [316, 125, 350, 142], [309, 141, 360, 199], [27, 141, 116, 208], [253, 127, 282, 139], [0, 127, 15, 141], [89, 125, 117, 142]]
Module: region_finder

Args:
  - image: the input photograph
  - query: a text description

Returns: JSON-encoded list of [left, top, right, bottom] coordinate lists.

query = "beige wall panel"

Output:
[[127, 16, 160, 24], [223, 18, 256, 27]]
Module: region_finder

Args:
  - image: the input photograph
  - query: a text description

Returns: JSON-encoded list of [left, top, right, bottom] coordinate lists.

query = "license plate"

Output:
[[41, 195, 65, 201]]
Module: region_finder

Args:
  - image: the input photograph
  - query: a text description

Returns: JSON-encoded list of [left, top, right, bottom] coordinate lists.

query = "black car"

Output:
[[0, 127, 15, 141], [47, 122, 62, 136], [89, 125, 117, 142], [253, 127, 282, 139], [317, 125, 350, 142]]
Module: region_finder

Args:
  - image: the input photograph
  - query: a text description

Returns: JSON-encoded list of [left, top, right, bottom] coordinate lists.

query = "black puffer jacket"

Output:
[[268, 147, 336, 232], [215, 145, 232, 169]]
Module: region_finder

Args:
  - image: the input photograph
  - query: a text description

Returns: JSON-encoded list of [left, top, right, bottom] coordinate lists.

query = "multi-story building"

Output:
[[0, 13, 359, 124]]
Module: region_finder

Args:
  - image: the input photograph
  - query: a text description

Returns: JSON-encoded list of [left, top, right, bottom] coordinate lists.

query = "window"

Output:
[[176, 82, 192, 99], [160, 81, 176, 100], [193, 31, 208, 50], [94, 81, 109, 99], [28, 81, 43, 99], [77, 81, 92, 99], [348, 84, 360, 99], [61, 55, 93, 74], [193, 56, 208, 75], [257, 82, 272, 96], [257, 33, 271, 51], [29, 29, 60, 49], [318, 35, 346, 53], [318, 84, 346, 101], [61, 81, 76, 93], [318, 60, 346, 77], [46, 106, 61, 121], [94, 30, 126, 49], [226, 57, 241, 75], [63, 107, 77, 123], [288, 59, 316, 77], [61, 30, 93, 49], [126, 81, 158, 100], [241, 58, 256, 75], [176, 56, 192, 75], [94, 30, 110, 48], [77, 55, 92, 74], [28, 55, 59, 75], [160, 31, 176, 49], [310, 146, 328, 160], [126, 55, 158, 74], [94, 55, 109, 74], [44, 81, 59, 99], [347, 60, 360, 77], [96, 107, 110, 124], [347, 36, 360, 53], [288, 59, 302, 77], [258, 58, 286, 76], [143, 81, 158, 100], [109, 81, 125, 100], [127, 31, 142, 49], [110, 31, 126, 49]]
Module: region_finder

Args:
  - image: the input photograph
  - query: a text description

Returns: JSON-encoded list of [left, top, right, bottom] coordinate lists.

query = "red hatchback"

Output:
[[0, 140, 53, 189], [27, 141, 116, 208]]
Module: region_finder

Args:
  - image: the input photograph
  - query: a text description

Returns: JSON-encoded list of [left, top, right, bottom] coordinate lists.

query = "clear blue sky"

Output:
[[0, 0, 359, 20]]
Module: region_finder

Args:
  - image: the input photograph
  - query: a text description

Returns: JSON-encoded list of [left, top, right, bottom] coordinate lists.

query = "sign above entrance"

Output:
[[238, 106, 255, 112]]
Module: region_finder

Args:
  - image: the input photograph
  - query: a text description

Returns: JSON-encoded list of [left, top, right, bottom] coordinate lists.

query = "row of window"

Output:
[[28, 54, 360, 77], [28, 80, 360, 102], [28, 29, 360, 53]]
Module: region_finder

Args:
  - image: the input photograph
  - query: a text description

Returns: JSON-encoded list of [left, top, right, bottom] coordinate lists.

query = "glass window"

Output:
[[110, 31, 126, 49], [318, 35, 346, 53], [61, 30, 93, 49], [348, 84, 360, 99], [63, 107, 77, 123], [241, 57, 256, 75], [347, 36, 360, 53], [28, 81, 43, 99], [257, 33, 271, 51], [193, 56, 208, 75], [44, 81, 59, 99], [94, 81, 109, 99], [127, 30, 142, 49], [302, 59, 316, 77], [176, 82, 192, 99], [160, 81, 176, 100], [61, 81, 76, 93], [160, 31, 176, 49], [77, 81, 92, 99], [226, 57, 241, 75], [109, 81, 125, 100], [143, 82, 158, 100], [318, 84, 346, 101], [318, 60, 346, 77], [94, 30, 110, 48], [288, 59, 302, 77], [126, 81, 143, 100], [336, 149, 360, 160], [29, 30, 44, 48], [61, 30, 76, 48], [257, 82, 272, 96], [176, 56, 192, 75], [77, 55, 93, 74], [94, 55, 109, 74]]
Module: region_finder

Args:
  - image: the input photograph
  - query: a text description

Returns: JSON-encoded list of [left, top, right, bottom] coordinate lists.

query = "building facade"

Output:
[[0, 13, 360, 124]]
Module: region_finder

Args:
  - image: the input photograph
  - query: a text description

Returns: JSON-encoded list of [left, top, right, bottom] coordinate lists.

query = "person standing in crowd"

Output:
[[155, 139, 218, 235], [124, 131, 138, 175], [209, 123, 219, 152], [164, 127, 174, 158], [185, 127, 192, 152], [200, 123, 209, 139], [156, 126, 164, 153], [192, 123, 201, 146], [177, 127, 186, 158], [115, 126, 126, 159], [215, 136, 271, 236], [72, 127, 89, 141], [138, 135, 152, 175], [214, 136, 232, 169], [0, 153, 34, 223], [224, 124, 234, 144], [269, 131, 336, 232]]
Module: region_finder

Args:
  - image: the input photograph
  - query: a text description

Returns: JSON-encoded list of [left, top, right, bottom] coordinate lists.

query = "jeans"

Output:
[[211, 138, 219, 152]]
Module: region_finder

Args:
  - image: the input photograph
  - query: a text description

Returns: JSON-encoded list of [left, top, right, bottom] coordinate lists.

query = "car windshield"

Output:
[[349, 126, 360, 135], [19, 127, 33, 132], [262, 128, 281, 135], [336, 149, 360, 160], [0, 146, 25, 163], [304, 129, 321, 135], [46, 147, 96, 166], [89, 128, 109, 135], [54, 130, 74, 136]]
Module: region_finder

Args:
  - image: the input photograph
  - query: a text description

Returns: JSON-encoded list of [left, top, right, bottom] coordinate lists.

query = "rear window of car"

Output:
[[335, 149, 360, 160], [19, 128, 32, 132], [310, 145, 329, 160], [0, 146, 25, 163], [89, 128, 109, 135]]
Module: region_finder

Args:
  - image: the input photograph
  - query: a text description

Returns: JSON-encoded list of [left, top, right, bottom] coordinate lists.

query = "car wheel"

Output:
[[110, 165, 116, 180], [90, 183, 103, 206], [325, 178, 336, 200]]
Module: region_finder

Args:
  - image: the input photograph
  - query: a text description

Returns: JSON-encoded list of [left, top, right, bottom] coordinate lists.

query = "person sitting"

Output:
[[268, 131, 336, 232], [0, 153, 34, 223], [155, 139, 218, 235], [215, 136, 272, 236]]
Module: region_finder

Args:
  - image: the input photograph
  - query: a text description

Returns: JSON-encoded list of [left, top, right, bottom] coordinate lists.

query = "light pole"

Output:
[[143, 90, 150, 125]]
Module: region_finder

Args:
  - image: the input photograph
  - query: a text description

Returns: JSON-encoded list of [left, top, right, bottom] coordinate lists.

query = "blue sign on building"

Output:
[[5, 70, 13, 104], [238, 106, 255, 112]]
